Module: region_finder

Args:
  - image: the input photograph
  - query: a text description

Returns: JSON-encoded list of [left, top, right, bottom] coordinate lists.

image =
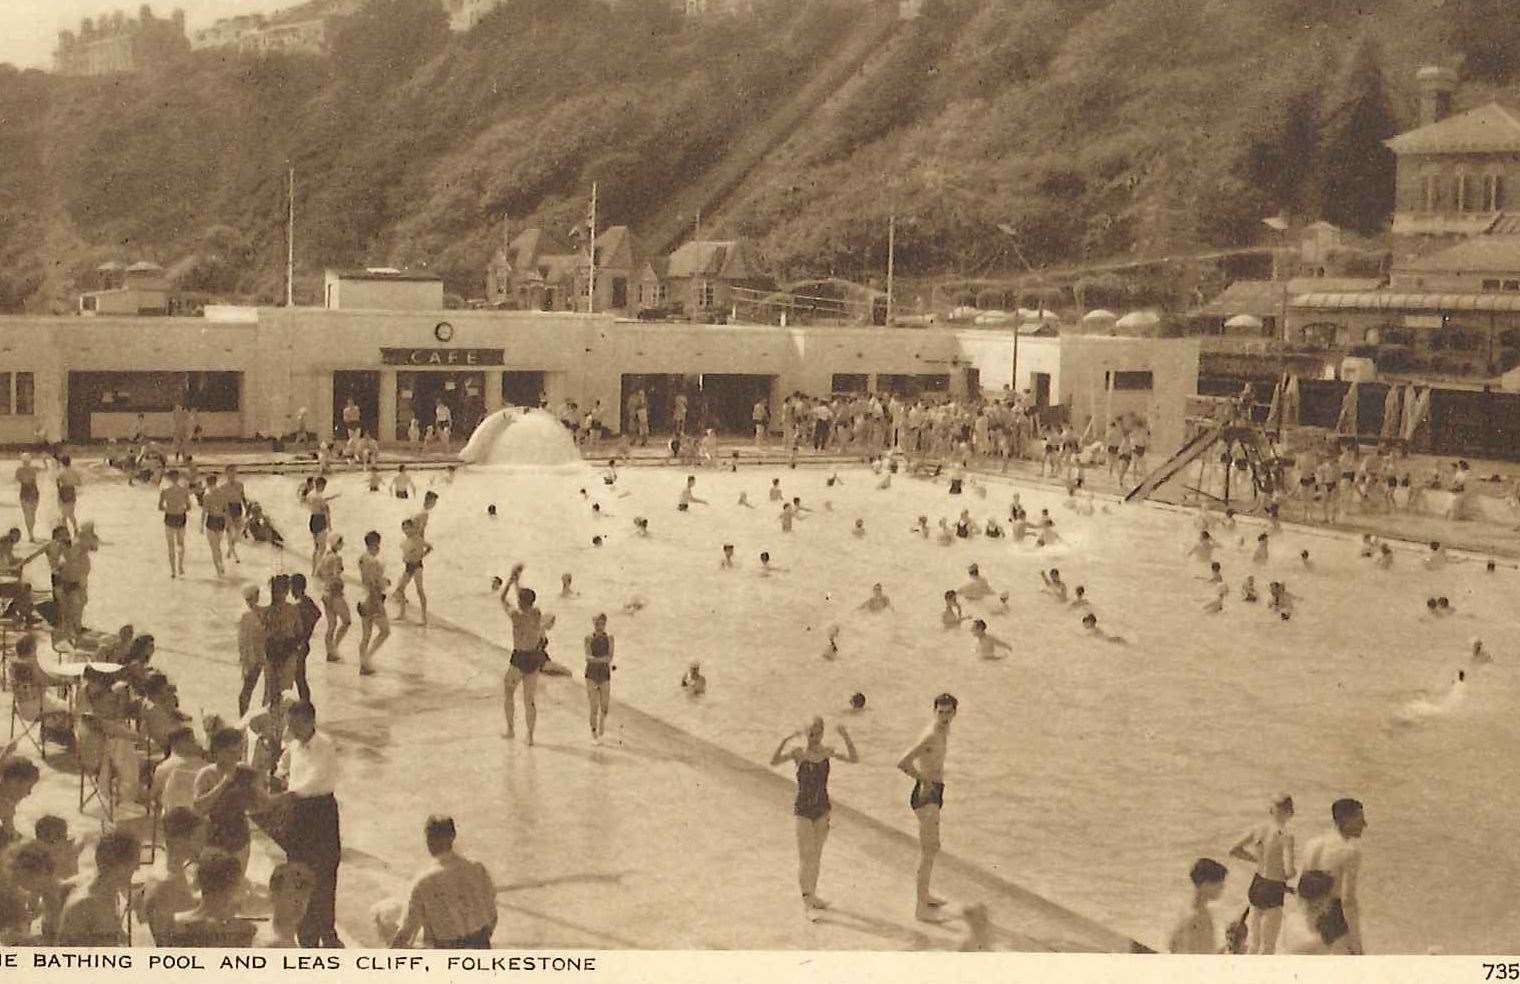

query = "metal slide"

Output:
[[1123, 423, 1223, 503]]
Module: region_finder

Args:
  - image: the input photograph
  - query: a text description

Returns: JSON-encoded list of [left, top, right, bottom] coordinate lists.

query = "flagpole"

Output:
[[588, 182, 597, 314], [286, 163, 295, 307]]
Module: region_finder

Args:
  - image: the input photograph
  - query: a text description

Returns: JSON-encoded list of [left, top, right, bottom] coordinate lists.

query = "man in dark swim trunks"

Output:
[[13, 454, 40, 542], [223, 465, 246, 563], [499, 565, 555, 745], [897, 692, 957, 921], [1228, 793, 1296, 952], [158, 470, 192, 578], [1302, 797, 1366, 954]]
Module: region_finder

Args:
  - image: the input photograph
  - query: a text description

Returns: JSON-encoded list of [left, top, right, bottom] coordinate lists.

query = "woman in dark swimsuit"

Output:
[[769, 716, 859, 912], [583, 613, 614, 740]]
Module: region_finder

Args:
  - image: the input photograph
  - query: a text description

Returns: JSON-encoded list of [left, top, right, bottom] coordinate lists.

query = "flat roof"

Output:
[[326, 269, 444, 283]]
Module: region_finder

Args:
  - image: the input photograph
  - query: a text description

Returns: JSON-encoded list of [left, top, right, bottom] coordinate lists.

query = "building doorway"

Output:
[[698, 374, 776, 434], [397, 370, 486, 440], [1032, 372, 1052, 408], [332, 371, 379, 440], [620, 373, 685, 434], [501, 371, 545, 408]]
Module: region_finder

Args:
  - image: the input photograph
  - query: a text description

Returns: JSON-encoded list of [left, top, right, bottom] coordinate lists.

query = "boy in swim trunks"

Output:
[[499, 565, 556, 744], [897, 693, 957, 921], [1166, 858, 1228, 953], [357, 531, 390, 676], [222, 466, 245, 563], [14, 454, 40, 542], [200, 473, 230, 577], [583, 613, 614, 741], [158, 470, 192, 578], [1229, 793, 1297, 953], [392, 519, 432, 626]]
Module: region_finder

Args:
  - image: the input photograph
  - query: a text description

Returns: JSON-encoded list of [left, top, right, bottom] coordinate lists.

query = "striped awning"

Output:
[[1291, 292, 1520, 312]]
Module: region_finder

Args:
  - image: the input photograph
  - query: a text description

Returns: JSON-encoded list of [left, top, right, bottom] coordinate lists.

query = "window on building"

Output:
[[698, 281, 715, 308], [0, 373, 10, 415], [1483, 279, 1502, 291], [1104, 371, 1154, 391], [1456, 172, 1470, 212], [14, 372, 32, 416], [1487, 173, 1505, 211], [1422, 173, 1438, 211], [657, 283, 668, 305], [831, 374, 868, 394], [1506, 280, 1520, 292]]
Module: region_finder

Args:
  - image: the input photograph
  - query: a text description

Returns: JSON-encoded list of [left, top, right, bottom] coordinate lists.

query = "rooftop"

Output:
[[1397, 235, 1520, 274], [1385, 102, 1520, 155]]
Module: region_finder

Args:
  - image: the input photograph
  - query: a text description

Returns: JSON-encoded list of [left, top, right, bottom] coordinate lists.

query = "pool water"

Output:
[[247, 463, 1520, 952]]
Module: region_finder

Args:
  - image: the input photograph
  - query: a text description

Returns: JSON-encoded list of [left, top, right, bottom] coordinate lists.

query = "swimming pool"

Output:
[[248, 462, 1520, 953]]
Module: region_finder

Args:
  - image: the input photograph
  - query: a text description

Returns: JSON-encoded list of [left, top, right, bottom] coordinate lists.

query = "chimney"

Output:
[[1417, 66, 1458, 126]]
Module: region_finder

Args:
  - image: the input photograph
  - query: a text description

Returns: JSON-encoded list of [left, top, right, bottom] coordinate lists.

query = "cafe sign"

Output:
[[381, 348, 504, 366]]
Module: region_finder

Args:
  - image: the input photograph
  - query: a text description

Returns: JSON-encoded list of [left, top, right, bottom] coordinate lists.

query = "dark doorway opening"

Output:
[[501, 371, 545, 408], [332, 371, 380, 440], [699, 374, 775, 435]]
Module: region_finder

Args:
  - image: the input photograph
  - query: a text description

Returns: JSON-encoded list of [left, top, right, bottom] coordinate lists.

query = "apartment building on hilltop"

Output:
[[53, 7, 188, 76]]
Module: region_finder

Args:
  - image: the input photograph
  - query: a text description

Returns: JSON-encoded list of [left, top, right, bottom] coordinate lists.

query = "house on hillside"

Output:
[[54, 8, 188, 76], [487, 228, 580, 311], [1386, 66, 1519, 241], [79, 261, 171, 316], [663, 239, 770, 321]]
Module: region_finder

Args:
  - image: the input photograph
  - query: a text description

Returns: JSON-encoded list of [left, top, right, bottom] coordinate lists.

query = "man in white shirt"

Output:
[[152, 727, 208, 815], [274, 700, 342, 947], [391, 815, 497, 948]]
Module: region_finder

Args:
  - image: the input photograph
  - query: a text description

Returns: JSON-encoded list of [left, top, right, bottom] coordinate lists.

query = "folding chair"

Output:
[[77, 718, 152, 828], [8, 660, 54, 762]]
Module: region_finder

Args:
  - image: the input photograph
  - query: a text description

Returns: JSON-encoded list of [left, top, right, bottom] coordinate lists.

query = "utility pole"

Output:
[[588, 181, 598, 314], [286, 164, 295, 307], [885, 213, 895, 328]]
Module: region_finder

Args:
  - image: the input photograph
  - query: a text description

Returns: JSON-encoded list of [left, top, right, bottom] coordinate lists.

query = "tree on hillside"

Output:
[[330, 0, 449, 91], [1315, 36, 1397, 234], [1444, 0, 1520, 81]]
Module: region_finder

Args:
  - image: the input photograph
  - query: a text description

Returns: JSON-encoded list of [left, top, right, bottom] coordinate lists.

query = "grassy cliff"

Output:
[[0, 0, 1500, 312]]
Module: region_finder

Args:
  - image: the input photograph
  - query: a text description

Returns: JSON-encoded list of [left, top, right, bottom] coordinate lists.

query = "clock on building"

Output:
[[434, 321, 455, 342]]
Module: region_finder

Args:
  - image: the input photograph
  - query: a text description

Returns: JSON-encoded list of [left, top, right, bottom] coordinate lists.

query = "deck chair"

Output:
[[77, 716, 149, 826], [8, 660, 56, 761]]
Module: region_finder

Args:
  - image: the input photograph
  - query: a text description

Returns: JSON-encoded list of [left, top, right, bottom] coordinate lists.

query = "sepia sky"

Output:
[[2, 0, 294, 69]]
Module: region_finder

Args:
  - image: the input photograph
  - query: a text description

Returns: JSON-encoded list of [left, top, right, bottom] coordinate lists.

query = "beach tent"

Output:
[[1334, 381, 1359, 436], [1115, 310, 1161, 330], [1264, 378, 1284, 432], [1082, 309, 1118, 325], [1379, 384, 1402, 441], [1402, 386, 1431, 442], [1224, 314, 1264, 330]]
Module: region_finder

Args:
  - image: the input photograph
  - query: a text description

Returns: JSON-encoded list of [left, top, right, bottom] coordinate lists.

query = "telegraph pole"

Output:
[[886, 213, 896, 328], [588, 181, 598, 314], [286, 164, 295, 307]]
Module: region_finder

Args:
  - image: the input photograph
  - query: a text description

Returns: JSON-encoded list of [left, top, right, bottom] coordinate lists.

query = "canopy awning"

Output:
[[1292, 291, 1520, 312]]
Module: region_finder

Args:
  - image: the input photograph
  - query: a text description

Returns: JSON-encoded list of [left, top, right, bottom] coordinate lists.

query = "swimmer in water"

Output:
[[1437, 596, 1457, 616], [860, 583, 891, 613], [970, 619, 1011, 660], [678, 476, 708, 510], [721, 544, 735, 569], [1375, 544, 1393, 569], [621, 595, 647, 615], [941, 590, 965, 628], [633, 516, 650, 537], [737, 491, 755, 508], [876, 470, 892, 490], [1082, 612, 1126, 644], [1424, 540, 1447, 570], [1069, 585, 1090, 609], [821, 625, 841, 660], [1040, 568, 1067, 602], [1267, 581, 1297, 619], [1202, 579, 1228, 615], [681, 662, 706, 697], [910, 515, 931, 538], [826, 472, 843, 488], [780, 503, 797, 532], [1198, 561, 1223, 585], [959, 564, 995, 600], [936, 519, 955, 546], [852, 519, 866, 538], [1358, 534, 1377, 559], [1299, 549, 1312, 570], [983, 518, 1003, 539], [791, 497, 813, 515], [1240, 576, 1259, 603], [759, 551, 787, 576], [1252, 533, 1269, 565], [1469, 638, 1491, 665], [560, 573, 578, 598], [769, 479, 784, 502], [1185, 531, 1217, 563], [487, 505, 498, 519]]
